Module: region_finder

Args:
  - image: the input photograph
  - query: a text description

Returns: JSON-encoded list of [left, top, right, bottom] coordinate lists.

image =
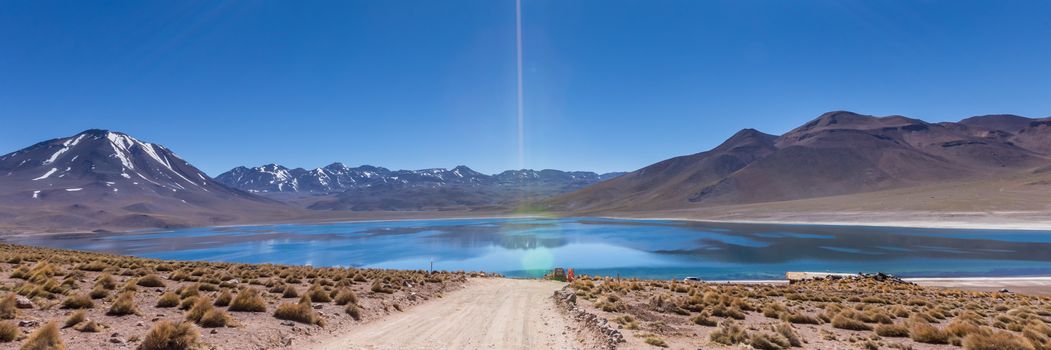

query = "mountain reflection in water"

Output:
[[8, 217, 1051, 279]]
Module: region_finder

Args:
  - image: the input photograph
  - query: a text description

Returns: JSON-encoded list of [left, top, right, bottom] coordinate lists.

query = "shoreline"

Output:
[[703, 276, 1051, 296], [0, 213, 553, 238], [600, 215, 1051, 231], [8, 210, 1051, 237]]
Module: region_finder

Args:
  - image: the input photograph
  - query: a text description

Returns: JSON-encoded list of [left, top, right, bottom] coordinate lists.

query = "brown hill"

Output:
[[550, 111, 1051, 212]]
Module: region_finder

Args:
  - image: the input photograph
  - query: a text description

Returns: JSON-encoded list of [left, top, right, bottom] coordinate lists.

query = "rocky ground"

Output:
[[0, 243, 478, 349], [567, 275, 1051, 350]]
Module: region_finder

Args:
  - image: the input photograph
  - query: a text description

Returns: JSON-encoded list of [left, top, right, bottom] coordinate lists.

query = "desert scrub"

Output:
[[860, 308, 894, 324], [138, 321, 204, 350], [876, 323, 910, 337], [371, 281, 395, 294], [710, 304, 746, 320], [178, 284, 200, 299], [783, 311, 821, 325], [77, 260, 109, 272], [89, 284, 108, 299], [614, 315, 640, 330], [0, 294, 18, 319], [0, 321, 17, 342], [214, 289, 232, 307], [107, 291, 140, 316], [198, 309, 231, 328], [831, 311, 872, 331], [946, 319, 985, 339], [962, 331, 1035, 350], [641, 334, 667, 347], [184, 296, 223, 325], [334, 288, 358, 305], [74, 320, 102, 333], [762, 302, 786, 318], [710, 320, 749, 345], [60, 293, 94, 309], [228, 288, 267, 312], [274, 296, 323, 326], [690, 312, 717, 327], [774, 323, 802, 347], [179, 296, 199, 310], [282, 285, 299, 298], [156, 291, 180, 308], [95, 273, 116, 289], [63, 310, 86, 328], [751, 332, 791, 350], [345, 304, 362, 321], [307, 284, 332, 303], [136, 274, 165, 288], [22, 321, 64, 350], [909, 321, 950, 344]]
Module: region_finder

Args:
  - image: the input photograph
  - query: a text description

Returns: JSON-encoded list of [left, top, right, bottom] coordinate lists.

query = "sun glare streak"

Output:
[[515, 0, 525, 170]]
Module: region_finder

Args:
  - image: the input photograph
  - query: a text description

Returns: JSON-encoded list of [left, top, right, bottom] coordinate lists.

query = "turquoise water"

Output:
[[9, 217, 1051, 280]]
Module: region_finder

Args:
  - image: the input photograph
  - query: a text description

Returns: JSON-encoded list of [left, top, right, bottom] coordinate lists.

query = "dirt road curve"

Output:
[[310, 278, 578, 350]]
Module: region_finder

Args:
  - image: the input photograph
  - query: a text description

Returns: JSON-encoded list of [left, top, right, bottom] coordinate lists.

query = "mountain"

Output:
[[216, 164, 625, 211], [550, 111, 1051, 212], [0, 129, 292, 232]]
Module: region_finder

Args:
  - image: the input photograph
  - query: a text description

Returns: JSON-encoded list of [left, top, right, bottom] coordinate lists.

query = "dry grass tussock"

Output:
[[569, 274, 1051, 349], [0, 242, 478, 349]]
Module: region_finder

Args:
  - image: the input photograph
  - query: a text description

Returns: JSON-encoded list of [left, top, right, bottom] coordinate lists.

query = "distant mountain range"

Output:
[[549, 111, 1051, 212], [216, 163, 623, 194], [215, 163, 624, 211], [5, 110, 1051, 233], [0, 129, 623, 231]]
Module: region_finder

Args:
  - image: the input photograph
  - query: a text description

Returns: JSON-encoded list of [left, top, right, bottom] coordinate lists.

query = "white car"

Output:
[[683, 277, 702, 282]]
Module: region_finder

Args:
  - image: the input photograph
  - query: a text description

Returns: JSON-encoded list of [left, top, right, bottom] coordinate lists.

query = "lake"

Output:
[[8, 217, 1051, 280]]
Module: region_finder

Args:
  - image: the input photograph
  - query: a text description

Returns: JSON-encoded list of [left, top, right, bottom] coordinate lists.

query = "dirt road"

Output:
[[310, 278, 577, 350]]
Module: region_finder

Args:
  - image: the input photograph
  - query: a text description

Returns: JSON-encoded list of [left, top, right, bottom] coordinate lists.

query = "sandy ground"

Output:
[[909, 276, 1051, 296], [303, 277, 1051, 350], [308, 278, 577, 350]]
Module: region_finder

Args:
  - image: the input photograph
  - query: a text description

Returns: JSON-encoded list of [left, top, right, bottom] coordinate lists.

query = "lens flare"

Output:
[[515, 0, 525, 170], [520, 247, 553, 273]]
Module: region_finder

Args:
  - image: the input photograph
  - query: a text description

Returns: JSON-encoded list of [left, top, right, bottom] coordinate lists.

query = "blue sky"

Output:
[[2, 1, 1051, 176]]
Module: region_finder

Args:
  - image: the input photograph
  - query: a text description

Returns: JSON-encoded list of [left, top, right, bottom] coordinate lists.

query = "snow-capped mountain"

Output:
[[1, 129, 220, 193], [216, 163, 624, 194], [0, 129, 289, 232], [215, 163, 626, 211]]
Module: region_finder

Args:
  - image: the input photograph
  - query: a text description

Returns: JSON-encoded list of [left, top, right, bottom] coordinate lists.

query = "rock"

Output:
[[15, 296, 33, 309], [111, 332, 120, 338], [1000, 288, 1011, 293], [136, 322, 143, 327], [281, 335, 294, 346], [18, 320, 39, 327], [313, 304, 323, 310], [109, 337, 124, 344], [210, 329, 218, 334], [281, 321, 295, 327], [552, 287, 623, 350]]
